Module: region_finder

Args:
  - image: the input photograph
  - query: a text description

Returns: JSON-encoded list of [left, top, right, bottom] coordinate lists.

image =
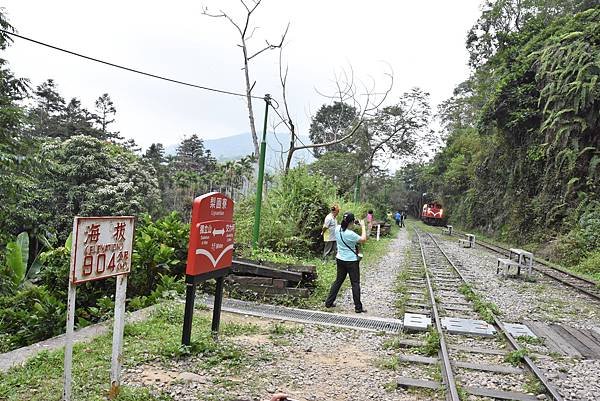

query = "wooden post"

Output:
[[109, 274, 128, 399], [376, 224, 381, 241], [62, 281, 77, 401]]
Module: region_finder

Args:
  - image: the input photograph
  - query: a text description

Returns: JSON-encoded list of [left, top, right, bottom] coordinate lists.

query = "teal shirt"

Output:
[[335, 225, 361, 261]]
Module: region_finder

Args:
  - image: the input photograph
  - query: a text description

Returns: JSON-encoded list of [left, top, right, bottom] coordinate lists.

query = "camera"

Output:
[[353, 219, 359, 225]]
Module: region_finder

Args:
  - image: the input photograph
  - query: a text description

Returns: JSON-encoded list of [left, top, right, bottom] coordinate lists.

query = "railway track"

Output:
[[395, 228, 564, 401], [453, 231, 600, 302]]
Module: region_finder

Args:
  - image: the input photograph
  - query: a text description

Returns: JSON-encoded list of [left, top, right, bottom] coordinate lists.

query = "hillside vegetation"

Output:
[[404, 4, 600, 276]]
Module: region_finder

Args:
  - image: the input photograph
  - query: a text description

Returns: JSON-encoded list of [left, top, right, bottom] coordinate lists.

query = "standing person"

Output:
[[321, 205, 339, 258], [325, 212, 368, 313], [394, 210, 401, 226], [366, 209, 374, 236], [400, 210, 405, 228]]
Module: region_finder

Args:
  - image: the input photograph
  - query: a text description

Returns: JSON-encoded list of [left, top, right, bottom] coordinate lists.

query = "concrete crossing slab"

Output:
[[503, 322, 537, 338], [403, 313, 432, 331], [441, 317, 496, 337]]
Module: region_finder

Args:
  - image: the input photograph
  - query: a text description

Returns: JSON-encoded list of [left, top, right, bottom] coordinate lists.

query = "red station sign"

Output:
[[186, 192, 235, 276]]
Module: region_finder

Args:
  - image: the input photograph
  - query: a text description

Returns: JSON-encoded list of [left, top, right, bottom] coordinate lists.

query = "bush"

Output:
[[0, 285, 65, 352], [129, 212, 188, 297], [574, 251, 600, 281], [557, 201, 600, 266], [235, 166, 335, 256]]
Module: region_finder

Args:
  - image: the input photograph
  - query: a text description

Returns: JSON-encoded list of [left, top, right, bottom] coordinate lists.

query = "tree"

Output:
[[0, 10, 33, 242], [466, 0, 597, 67], [279, 62, 394, 171], [62, 98, 101, 139], [36, 136, 162, 239], [174, 134, 216, 174], [29, 79, 65, 138], [94, 93, 120, 140], [309, 151, 362, 194], [308, 102, 359, 157], [360, 88, 432, 176], [202, 0, 289, 158]]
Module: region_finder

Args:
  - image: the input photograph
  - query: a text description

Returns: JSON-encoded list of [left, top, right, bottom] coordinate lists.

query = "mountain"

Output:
[[166, 132, 314, 169]]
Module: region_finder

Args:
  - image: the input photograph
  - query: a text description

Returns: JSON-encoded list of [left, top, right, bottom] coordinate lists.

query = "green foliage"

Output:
[[0, 284, 65, 352], [268, 322, 304, 336], [459, 283, 500, 323], [401, 6, 600, 271], [504, 348, 529, 366], [309, 101, 358, 157], [1, 232, 28, 290], [130, 212, 187, 297], [417, 328, 440, 357], [28, 136, 162, 240], [573, 251, 600, 281], [236, 166, 335, 256]]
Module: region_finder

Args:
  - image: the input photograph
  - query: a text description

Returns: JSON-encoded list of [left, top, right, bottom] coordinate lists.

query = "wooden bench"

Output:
[[441, 225, 453, 235], [458, 234, 475, 248]]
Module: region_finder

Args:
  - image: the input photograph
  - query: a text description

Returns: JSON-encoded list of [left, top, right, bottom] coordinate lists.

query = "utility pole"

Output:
[[252, 95, 271, 249]]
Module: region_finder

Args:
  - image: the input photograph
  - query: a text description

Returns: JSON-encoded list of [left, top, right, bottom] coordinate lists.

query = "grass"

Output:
[[518, 335, 546, 346], [458, 283, 501, 323], [524, 375, 545, 394], [268, 322, 304, 336], [377, 356, 401, 370], [393, 268, 411, 317], [417, 328, 440, 357], [0, 302, 257, 401], [504, 349, 529, 366]]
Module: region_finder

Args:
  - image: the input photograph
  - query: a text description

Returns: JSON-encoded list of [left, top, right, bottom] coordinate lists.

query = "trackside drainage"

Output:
[[196, 296, 403, 333]]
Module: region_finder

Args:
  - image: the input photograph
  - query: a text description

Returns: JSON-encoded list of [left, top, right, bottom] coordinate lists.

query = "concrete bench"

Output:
[[508, 248, 534, 277], [497, 258, 520, 276], [458, 234, 475, 248], [441, 225, 453, 235]]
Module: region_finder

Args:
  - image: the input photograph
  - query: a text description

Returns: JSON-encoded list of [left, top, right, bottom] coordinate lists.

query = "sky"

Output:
[[2, 0, 483, 150]]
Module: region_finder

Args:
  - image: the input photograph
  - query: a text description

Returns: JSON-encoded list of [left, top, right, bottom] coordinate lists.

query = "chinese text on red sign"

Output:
[[186, 192, 235, 276]]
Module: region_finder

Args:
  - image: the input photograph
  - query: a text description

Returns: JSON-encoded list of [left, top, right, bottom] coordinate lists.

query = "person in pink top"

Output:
[[366, 210, 374, 235]]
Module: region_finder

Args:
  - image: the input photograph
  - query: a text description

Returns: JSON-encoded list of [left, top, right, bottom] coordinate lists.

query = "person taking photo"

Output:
[[324, 212, 368, 313]]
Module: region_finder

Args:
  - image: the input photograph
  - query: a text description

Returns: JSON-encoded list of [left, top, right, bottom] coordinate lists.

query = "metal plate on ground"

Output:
[[198, 296, 404, 333], [503, 322, 536, 338], [403, 313, 432, 331], [441, 317, 496, 337]]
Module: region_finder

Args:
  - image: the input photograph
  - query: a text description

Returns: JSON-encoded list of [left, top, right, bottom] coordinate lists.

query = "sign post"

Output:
[[182, 192, 235, 345], [63, 216, 134, 401]]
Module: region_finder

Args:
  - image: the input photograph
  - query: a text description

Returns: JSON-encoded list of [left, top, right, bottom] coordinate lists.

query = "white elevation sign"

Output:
[[63, 216, 135, 401]]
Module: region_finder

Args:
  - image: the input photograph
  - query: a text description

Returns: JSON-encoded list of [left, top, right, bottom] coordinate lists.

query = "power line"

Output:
[[0, 29, 265, 100]]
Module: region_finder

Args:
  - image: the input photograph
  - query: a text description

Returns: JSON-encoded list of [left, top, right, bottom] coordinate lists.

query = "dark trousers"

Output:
[[323, 241, 337, 258], [325, 259, 363, 310], [400, 219, 405, 227]]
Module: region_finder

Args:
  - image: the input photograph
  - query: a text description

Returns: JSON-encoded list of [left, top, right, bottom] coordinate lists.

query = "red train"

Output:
[[421, 201, 445, 225]]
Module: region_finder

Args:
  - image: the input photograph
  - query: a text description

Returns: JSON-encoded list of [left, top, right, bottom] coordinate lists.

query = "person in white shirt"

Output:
[[321, 205, 339, 258]]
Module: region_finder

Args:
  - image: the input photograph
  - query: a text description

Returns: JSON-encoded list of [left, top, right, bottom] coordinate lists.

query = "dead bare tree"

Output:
[[276, 52, 394, 172], [356, 88, 431, 178], [202, 0, 289, 158]]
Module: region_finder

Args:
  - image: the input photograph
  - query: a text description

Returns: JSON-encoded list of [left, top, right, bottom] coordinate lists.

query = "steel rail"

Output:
[[456, 232, 600, 302], [426, 232, 565, 401], [413, 228, 461, 401]]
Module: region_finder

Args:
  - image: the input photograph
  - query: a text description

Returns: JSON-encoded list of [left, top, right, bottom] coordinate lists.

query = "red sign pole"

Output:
[[182, 192, 235, 345]]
